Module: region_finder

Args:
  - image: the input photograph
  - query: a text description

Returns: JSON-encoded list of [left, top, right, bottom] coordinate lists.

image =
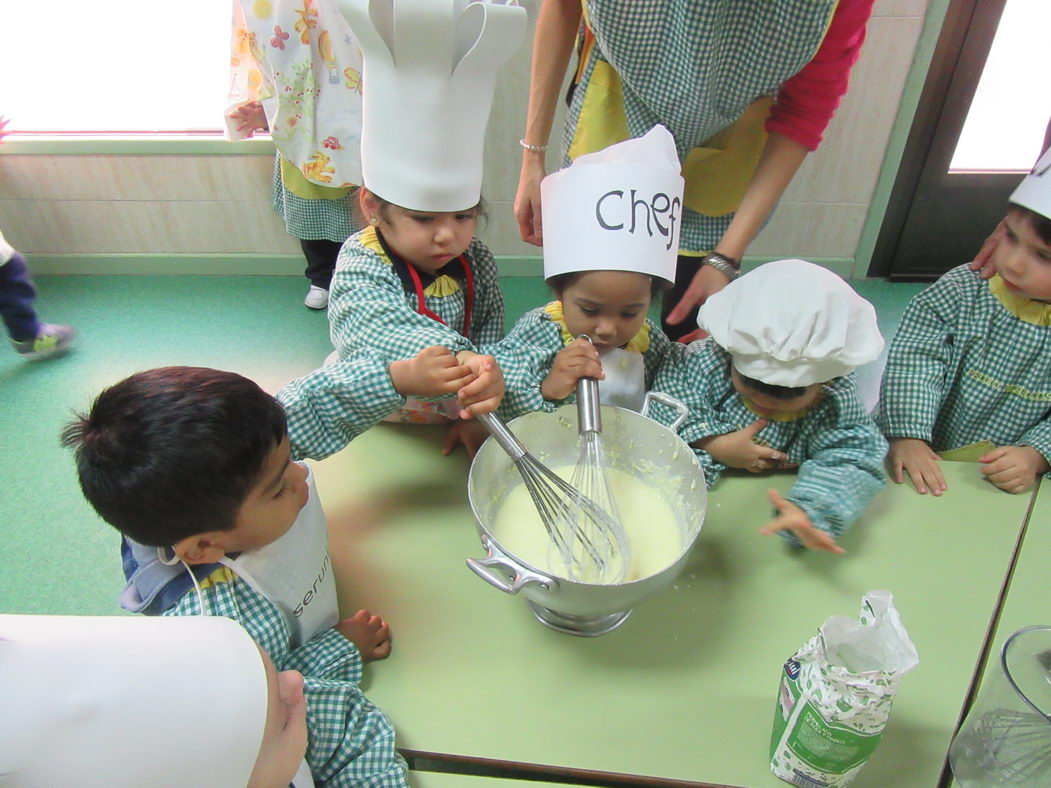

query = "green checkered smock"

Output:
[[272, 157, 359, 242], [567, 0, 837, 253], [328, 227, 504, 363], [651, 339, 887, 538], [877, 265, 1051, 466], [484, 302, 670, 419], [279, 353, 407, 461], [165, 569, 407, 787]]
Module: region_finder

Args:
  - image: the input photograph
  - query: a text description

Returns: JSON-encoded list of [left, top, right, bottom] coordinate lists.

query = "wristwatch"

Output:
[[702, 251, 741, 281]]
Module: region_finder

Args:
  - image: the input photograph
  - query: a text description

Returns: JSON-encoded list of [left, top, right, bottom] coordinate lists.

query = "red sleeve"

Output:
[[765, 0, 876, 151]]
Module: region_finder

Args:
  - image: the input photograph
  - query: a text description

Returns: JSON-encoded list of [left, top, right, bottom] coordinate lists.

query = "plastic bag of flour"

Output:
[[769, 591, 919, 787]]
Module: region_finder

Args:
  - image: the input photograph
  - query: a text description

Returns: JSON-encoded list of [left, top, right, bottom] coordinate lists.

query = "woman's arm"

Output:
[[514, 0, 583, 245], [665, 132, 809, 324]]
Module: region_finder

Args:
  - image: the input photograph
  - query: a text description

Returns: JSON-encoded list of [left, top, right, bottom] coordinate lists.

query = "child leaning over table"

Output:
[[876, 150, 1051, 496], [324, 0, 525, 456], [62, 365, 410, 787], [651, 259, 887, 554], [489, 126, 678, 419]]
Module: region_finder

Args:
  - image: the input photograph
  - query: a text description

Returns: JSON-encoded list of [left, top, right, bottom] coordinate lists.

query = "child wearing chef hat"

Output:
[[0, 614, 312, 787], [651, 259, 887, 553], [62, 366, 408, 786], [314, 0, 525, 456], [491, 125, 680, 417], [877, 150, 1051, 497]]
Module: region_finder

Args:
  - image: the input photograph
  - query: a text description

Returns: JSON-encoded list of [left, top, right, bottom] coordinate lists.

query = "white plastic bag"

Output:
[[770, 591, 919, 787]]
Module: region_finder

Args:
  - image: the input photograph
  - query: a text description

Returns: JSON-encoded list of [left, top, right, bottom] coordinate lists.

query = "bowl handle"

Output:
[[466, 536, 556, 595], [642, 391, 689, 432]]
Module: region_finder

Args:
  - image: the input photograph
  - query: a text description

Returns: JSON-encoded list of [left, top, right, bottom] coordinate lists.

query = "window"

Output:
[[1, 0, 231, 134]]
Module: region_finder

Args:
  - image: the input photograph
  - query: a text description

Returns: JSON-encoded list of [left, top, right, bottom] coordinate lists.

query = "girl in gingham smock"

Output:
[[878, 153, 1051, 496], [301, 0, 527, 455], [490, 127, 680, 419], [652, 260, 887, 554]]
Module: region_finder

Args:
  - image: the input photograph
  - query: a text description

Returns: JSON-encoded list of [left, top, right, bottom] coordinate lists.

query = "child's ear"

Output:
[[172, 533, 229, 565]]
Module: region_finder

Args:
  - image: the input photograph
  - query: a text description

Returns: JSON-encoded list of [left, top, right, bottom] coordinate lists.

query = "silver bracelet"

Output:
[[703, 252, 741, 281], [519, 139, 548, 152]]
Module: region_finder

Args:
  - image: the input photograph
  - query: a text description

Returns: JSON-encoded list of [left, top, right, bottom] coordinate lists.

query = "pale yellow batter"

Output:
[[490, 466, 683, 584]]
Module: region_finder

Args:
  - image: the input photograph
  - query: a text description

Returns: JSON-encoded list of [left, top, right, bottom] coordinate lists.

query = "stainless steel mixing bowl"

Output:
[[466, 393, 706, 636]]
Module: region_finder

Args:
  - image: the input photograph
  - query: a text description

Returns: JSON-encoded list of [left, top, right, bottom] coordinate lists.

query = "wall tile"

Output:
[[1, 199, 300, 255], [872, 0, 929, 17], [749, 202, 868, 259]]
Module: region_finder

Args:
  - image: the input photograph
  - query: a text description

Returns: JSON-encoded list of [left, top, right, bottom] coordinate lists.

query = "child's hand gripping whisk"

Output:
[[566, 336, 630, 583]]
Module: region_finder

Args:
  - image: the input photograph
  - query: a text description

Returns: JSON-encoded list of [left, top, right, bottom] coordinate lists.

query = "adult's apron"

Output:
[[563, 0, 838, 253]]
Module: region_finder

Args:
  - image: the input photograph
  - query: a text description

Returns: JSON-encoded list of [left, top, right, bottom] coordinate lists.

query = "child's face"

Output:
[[247, 645, 308, 788], [995, 209, 1051, 301], [227, 436, 310, 552], [730, 368, 824, 417], [558, 270, 652, 352], [368, 197, 477, 276]]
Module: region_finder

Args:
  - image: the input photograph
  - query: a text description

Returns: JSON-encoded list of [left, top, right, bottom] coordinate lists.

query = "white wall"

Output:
[[0, 0, 930, 270]]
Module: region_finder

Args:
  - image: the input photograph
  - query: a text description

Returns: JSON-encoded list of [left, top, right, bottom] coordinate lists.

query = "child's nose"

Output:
[[434, 222, 455, 244]]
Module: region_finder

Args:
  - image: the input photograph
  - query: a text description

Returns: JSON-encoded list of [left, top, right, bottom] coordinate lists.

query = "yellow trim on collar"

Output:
[[360, 225, 389, 262], [989, 274, 1051, 327], [199, 566, 237, 590], [542, 301, 651, 352], [740, 391, 821, 423], [424, 274, 461, 298]]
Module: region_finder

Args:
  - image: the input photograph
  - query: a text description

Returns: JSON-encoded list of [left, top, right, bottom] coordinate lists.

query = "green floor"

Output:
[[0, 274, 923, 615]]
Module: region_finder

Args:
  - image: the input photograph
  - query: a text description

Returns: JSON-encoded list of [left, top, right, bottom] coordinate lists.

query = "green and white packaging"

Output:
[[769, 591, 919, 787]]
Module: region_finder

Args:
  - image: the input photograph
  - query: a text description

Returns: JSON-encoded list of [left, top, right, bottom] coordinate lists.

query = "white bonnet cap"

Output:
[[0, 614, 269, 787], [698, 259, 884, 387], [541, 125, 683, 284], [1009, 147, 1051, 220]]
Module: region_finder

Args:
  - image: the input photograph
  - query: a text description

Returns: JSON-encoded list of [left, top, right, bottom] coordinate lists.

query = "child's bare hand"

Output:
[[760, 489, 845, 554], [231, 101, 268, 136], [540, 337, 603, 401], [335, 609, 391, 662], [969, 220, 1005, 280], [979, 445, 1048, 494], [696, 419, 793, 471], [441, 419, 489, 458], [456, 352, 504, 418], [389, 346, 472, 398], [887, 437, 946, 495]]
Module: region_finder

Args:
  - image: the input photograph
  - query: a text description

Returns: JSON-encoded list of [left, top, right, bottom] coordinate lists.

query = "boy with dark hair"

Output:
[[63, 365, 409, 787], [878, 151, 1051, 496], [652, 259, 887, 554]]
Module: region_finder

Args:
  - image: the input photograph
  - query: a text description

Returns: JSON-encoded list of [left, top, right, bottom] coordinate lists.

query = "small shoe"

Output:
[[12, 323, 75, 360], [304, 286, 329, 309]]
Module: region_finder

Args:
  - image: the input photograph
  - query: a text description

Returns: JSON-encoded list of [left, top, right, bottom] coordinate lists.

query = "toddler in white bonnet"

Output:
[[651, 259, 887, 553]]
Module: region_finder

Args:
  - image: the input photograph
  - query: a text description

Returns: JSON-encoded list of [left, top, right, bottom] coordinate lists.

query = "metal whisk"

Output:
[[474, 409, 625, 581], [566, 363, 630, 583], [955, 708, 1051, 783]]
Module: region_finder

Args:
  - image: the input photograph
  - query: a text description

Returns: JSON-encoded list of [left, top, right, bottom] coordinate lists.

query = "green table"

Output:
[[410, 771, 566, 787], [314, 427, 1037, 787]]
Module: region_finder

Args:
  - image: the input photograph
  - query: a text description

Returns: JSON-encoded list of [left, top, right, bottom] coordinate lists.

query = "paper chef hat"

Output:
[[541, 125, 683, 284], [1009, 147, 1051, 219], [0, 615, 270, 787], [337, 0, 526, 211], [699, 259, 884, 387]]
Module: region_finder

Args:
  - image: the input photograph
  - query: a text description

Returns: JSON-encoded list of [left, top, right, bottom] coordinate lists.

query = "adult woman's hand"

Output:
[[514, 151, 547, 246], [969, 220, 1005, 280], [665, 265, 732, 325]]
